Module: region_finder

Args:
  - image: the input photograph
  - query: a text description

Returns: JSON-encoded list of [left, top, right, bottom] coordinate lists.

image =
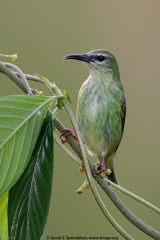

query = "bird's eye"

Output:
[[97, 55, 106, 62]]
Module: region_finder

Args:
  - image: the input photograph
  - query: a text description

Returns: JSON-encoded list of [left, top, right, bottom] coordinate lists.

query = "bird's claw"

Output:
[[60, 128, 77, 144], [94, 163, 106, 177], [95, 163, 112, 178], [97, 163, 106, 172]]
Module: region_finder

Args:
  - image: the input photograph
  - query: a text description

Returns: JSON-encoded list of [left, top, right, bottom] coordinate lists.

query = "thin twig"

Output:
[[13, 72, 45, 84], [53, 118, 160, 240], [109, 181, 160, 215], [0, 62, 27, 93], [2, 62, 32, 94], [53, 132, 82, 166], [63, 102, 134, 240], [55, 121, 160, 216]]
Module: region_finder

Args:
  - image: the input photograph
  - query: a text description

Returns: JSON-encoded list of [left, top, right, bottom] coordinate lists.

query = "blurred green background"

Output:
[[1, 1, 160, 239]]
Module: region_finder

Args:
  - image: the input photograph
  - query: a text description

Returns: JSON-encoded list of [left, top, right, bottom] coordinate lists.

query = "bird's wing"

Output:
[[121, 95, 126, 135], [106, 97, 126, 185], [115, 95, 126, 154]]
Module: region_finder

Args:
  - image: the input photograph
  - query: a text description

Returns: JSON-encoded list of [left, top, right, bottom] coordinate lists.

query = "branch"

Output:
[[2, 63, 32, 94], [108, 181, 160, 215], [13, 72, 45, 84], [54, 119, 160, 215], [1, 62, 160, 240], [63, 100, 133, 240], [53, 118, 160, 240], [41, 77, 160, 239], [0, 62, 27, 93], [53, 132, 82, 166]]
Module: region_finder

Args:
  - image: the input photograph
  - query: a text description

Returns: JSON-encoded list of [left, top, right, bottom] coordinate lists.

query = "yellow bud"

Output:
[[38, 91, 43, 96], [106, 168, 112, 176], [79, 166, 85, 173], [12, 54, 18, 61], [99, 172, 106, 178], [83, 183, 89, 189], [76, 188, 83, 194]]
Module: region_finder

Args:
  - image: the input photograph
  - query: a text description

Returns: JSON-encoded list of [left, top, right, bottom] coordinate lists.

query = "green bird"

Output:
[[65, 49, 126, 185]]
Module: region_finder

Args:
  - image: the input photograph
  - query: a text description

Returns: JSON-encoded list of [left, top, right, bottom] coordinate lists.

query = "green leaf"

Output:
[[0, 95, 54, 197], [0, 192, 8, 240], [56, 98, 64, 110], [63, 90, 71, 104], [8, 114, 54, 240]]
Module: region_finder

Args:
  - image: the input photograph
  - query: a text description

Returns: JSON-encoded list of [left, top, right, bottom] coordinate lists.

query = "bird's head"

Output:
[[64, 49, 120, 78]]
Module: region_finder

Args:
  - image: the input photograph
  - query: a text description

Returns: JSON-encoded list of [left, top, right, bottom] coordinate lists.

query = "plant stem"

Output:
[[2, 62, 32, 94], [109, 181, 160, 215], [53, 132, 82, 166], [55, 120, 160, 216], [0, 62, 27, 93], [13, 72, 45, 84], [53, 118, 160, 240], [63, 102, 134, 240]]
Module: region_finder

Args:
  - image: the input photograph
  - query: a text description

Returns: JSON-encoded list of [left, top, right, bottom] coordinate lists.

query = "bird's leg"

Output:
[[60, 128, 77, 144], [97, 151, 106, 172]]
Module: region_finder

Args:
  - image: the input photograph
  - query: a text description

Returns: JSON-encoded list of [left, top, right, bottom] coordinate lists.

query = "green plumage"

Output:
[[65, 49, 126, 184]]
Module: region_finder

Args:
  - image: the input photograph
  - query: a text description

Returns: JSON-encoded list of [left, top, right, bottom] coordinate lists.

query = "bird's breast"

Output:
[[77, 78, 123, 157]]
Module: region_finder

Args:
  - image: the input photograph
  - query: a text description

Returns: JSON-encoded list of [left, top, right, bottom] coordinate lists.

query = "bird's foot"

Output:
[[76, 179, 89, 194], [98, 163, 107, 178], [95, 163, 112, 178], [60, 128, 77, 144], [97, 163, 106, 172], [94, 162, 106, 177]]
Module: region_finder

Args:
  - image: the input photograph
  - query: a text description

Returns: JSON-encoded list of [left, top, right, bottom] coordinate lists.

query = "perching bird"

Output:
[[65, 49, 126, 185]]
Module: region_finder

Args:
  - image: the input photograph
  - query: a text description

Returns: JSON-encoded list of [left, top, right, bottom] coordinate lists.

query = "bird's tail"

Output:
[[108, 164, 119, 185]]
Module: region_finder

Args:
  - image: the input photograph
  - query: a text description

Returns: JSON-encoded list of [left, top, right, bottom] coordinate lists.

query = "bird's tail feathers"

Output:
[[108, 164, 119, 185]]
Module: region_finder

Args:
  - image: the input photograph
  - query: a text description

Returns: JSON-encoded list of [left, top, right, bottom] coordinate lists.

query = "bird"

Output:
[[64, 49, 126, 185]]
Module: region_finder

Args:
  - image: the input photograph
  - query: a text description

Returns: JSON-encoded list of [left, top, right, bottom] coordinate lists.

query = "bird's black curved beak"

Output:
[[64, 53, 91, 63]]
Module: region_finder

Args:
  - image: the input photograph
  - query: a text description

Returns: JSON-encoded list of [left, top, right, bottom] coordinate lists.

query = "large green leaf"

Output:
[[0, 192, 8, 240], [8, 114, 54, 240], [0, 95, 54, 197]]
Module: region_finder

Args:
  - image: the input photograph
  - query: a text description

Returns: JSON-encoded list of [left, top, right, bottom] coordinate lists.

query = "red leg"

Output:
[[97, 151, 106, 172], [60, 128, 77, 144], [97, 163, 106, 172]]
